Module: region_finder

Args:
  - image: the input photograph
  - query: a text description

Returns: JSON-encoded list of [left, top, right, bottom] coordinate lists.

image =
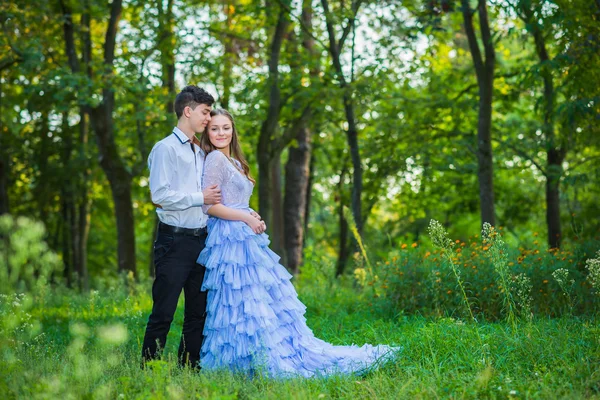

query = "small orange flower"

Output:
[[447, 290, 452, 294], [401, 243, 407, 249], [483, 246, 489, 251], [425, 251, 431, 258], [543, 280, 548, 284], [412, 242, 418, 248]]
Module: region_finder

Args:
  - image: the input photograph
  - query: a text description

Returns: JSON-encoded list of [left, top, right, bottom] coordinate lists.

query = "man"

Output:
[[141, 85, 225, 369]]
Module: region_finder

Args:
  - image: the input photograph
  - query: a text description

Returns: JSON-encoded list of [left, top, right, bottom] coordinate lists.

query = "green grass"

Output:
[[2, 280, 599, 399]]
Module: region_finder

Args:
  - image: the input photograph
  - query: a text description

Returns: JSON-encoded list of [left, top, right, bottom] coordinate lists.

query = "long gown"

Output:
[[197, 150, 398, 378]]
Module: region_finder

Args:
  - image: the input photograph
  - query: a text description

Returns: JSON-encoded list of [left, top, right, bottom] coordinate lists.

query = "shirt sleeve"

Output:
[[148, 142, 204, 211], [201, 151, 229, 214]]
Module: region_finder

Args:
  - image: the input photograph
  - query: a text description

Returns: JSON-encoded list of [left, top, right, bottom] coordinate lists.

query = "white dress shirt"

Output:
[[148, 127, 208, 229]]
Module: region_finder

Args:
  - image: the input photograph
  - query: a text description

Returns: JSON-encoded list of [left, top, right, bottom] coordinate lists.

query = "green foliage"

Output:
[[0, 215, 60, 294], [356, 223, 600, 321]]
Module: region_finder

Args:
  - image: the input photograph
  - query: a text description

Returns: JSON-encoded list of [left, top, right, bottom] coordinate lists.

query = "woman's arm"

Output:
[[207, 204, 266, 234]]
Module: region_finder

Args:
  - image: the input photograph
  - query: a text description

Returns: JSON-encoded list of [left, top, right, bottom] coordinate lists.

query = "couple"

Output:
[[141, 85, 397, 378]]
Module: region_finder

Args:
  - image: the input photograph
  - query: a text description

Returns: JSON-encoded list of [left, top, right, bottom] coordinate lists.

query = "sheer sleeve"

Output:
[[202, 151, 232, 214]]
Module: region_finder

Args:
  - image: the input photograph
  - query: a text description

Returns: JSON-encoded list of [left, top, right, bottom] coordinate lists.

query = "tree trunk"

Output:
[[270, 152, 286, 264], [520, 1, 565, 248], [282, 0, 316, 274], [476, 74, 495, 226], [284, 126, 311, 274], [158, 0, 175, 113], [91, 96, 136, 275], [546, 151, 563, 248], [335, 164, 349, 276], [76, 107, 91, 290], [304, 144, 315, 235], [0, 74, 8, 216], [0, 150, 8, 215], [257, 4, 290, 229], [61, 112, 75, 287], [59, 0, 93, 289], [221, 0, 234, 110], [462, 0, 496, 226]]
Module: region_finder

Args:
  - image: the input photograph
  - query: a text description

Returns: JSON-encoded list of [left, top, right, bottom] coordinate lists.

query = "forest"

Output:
[[1, 0, 600, 398]]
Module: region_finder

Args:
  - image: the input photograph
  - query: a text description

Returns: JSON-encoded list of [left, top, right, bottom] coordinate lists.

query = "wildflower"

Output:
[[586, 250, 600, 294], [425, 251, 431, 258], [401, 243, 407, 249], [412, 242, 418, 248]]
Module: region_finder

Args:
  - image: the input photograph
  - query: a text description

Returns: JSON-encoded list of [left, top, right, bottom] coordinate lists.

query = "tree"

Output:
[[461, 0, 496, 227], [321, 0, 365, 236]]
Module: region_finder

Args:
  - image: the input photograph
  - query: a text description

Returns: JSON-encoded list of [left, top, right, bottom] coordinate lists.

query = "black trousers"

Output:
[[141, 224, 208, 368]]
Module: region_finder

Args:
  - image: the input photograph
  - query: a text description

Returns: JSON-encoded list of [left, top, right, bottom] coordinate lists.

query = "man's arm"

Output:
[[149, 143, 221, 210]]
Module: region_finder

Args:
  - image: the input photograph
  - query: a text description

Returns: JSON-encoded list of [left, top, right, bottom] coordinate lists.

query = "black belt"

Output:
[[158, 222, 207, 237]]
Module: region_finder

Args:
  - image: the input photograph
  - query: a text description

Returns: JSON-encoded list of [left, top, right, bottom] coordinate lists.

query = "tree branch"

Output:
[[493, 137, 546, 175], [104, 0, 123, 66], [339, 0, 363, 51]]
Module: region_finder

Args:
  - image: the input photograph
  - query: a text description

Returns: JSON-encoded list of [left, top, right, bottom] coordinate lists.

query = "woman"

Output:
[[197, 109, 398, 378]]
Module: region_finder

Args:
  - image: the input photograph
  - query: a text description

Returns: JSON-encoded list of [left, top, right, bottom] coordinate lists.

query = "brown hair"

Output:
[[174, 85, 214, 119], [200, 108, 255, 184]]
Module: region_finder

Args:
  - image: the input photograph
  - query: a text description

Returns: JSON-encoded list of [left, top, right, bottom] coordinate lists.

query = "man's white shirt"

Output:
[[148, 127, 208, 229]]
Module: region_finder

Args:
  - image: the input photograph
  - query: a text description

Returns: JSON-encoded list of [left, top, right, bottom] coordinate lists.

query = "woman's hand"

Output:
[[245, 215, 267, 234]]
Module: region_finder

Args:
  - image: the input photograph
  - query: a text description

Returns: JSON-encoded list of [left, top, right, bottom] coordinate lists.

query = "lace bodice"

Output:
[[202, 150, 254, 214]]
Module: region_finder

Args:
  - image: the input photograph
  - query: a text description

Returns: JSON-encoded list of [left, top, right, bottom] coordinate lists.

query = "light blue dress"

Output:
[[197, 150, 398, 378]]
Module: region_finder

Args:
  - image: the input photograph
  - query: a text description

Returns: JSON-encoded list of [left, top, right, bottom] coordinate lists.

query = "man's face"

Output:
[[187, 103, 212, 133]]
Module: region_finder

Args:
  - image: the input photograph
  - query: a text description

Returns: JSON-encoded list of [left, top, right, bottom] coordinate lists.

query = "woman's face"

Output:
[[207, 115, 233, 150]]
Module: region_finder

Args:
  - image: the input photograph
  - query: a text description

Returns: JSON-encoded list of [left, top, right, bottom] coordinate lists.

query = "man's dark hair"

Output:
[[174, 85, 215, 119]]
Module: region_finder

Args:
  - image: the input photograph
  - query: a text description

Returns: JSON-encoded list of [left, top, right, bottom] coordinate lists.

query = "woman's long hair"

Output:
[[200, 108, 255, 184]]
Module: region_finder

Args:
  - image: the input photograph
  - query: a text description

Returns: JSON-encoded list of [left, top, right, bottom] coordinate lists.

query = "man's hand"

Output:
[[203, 184, 222, 205]]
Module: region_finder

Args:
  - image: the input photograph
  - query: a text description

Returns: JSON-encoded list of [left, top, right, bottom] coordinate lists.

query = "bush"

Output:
[[355, 223, 600, 320]]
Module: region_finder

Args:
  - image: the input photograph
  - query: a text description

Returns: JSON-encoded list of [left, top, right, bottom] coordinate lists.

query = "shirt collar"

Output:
[[173, 127, 192, 144], [173, 127, 204, 155]]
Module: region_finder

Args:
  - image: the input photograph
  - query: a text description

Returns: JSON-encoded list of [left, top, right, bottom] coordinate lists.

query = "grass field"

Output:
[[2, 278, 599, 399]]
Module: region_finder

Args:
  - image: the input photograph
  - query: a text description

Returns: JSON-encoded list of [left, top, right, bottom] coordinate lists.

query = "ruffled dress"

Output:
[[197, 150, 398, 378]]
